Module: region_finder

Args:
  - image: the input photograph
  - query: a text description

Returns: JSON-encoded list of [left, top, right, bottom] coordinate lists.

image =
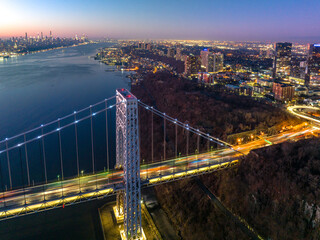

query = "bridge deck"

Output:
[[0, 125, 317, 220]]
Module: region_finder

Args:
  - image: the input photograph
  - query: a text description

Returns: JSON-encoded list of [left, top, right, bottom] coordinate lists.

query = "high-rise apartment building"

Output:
[[138, 42, 151, 50], [184, 55, 201, 76], [175, 48, 182, 61], [273, 81, 295, 101], [200, 49, 224, 73], [273, 42, 292, 77], [167, 48, 175, 58], [306, 44, 320, 86], [145, 43, 152, 50]]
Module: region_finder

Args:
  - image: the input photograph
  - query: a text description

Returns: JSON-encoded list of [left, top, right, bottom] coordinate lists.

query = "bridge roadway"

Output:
[[0, 124, 317, 219]]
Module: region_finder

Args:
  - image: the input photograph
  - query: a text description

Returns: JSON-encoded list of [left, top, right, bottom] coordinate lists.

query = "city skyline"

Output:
[[1, 0, 320, 238], [1, 0, 320, 42]]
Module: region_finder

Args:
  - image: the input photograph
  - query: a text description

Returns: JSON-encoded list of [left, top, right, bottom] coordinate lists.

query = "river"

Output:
[[0, 43, 130, 187]]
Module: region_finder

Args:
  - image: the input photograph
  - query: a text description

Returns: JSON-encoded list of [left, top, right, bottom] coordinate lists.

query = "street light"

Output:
[[57, 175, 60, 181], [81, 170, 84, 177]]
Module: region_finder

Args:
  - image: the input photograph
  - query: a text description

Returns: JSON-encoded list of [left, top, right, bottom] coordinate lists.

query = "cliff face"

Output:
[[131, 72, 319, 239]]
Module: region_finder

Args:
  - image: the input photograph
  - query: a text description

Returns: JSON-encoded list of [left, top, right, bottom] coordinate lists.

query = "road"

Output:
[[0, 122, 318, 219], [288, 105, 320, 124]]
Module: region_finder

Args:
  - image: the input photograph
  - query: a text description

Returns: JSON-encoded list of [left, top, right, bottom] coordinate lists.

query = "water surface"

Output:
[[0, 43, 130, 187]]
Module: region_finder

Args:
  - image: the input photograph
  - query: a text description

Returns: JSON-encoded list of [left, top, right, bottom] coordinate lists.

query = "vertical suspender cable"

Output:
[[57, 121, 64, 199], [74, 114, 80, 177], [41, 127, 47, 184], [186, 130, 189, 156], [38, 140, 46, 202], [90, 107, 95, 174], [197, 132, 200, 154], [24, 134, 30, 186], [175, 123, 177, 158], [0, 152, 7, 214], [58, 120, 64, 180], [105, 100, 109, 173], [5, 140, 12, 190], [163, 116, 166, 161], [19, 148, 26, 205], [151, 109, 154, 163]]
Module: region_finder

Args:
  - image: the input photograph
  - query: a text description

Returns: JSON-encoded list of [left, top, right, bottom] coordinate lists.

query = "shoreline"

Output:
[[0, 42, 93, 59]]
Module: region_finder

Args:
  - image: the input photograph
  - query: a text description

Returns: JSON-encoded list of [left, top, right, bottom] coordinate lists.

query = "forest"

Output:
[[155, 139, 320, 239], [131, 72, 319, 239], [132, 72, 301, 162]]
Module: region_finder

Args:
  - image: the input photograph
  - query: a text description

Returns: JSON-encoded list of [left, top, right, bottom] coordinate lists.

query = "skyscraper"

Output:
[[167, 48, 175, 58], [306, 44, 320, 86], [273, 42, 292, 78], [175, 48, 182, 61], [25, 32, 27, 40], [200, 49, 224, 73], [200, 49, 209, 70], [184, 55, 201, 76], [145, 43, 152, 50]]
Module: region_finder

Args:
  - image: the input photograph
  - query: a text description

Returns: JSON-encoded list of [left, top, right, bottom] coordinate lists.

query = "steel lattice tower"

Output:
[[116, 89, 142, 240]]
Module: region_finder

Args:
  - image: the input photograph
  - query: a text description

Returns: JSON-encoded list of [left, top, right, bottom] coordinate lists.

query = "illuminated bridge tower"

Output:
[[115, 89, 144, 240]]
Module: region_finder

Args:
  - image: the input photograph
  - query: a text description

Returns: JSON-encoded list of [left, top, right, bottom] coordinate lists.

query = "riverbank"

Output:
[[0, 42, 92, 59]]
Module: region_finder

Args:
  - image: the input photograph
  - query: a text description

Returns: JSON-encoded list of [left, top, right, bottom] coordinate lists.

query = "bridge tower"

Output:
[[115, 89, 144, 240]]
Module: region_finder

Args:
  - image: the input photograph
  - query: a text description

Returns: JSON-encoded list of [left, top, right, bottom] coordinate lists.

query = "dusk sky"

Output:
[[1, 0, 320, 42]]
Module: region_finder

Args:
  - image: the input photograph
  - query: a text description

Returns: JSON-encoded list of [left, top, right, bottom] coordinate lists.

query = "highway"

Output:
[[288, 105, 320, 124], [0, 122, 317, 219]]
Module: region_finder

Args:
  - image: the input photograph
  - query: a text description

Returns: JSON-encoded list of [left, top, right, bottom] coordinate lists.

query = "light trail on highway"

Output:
[[0, 123, 317, 220], [288, 105, 320, 124]]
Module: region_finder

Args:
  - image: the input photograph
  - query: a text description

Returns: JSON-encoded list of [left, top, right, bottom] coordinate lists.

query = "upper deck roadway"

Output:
[[0, 121, 317, 220]]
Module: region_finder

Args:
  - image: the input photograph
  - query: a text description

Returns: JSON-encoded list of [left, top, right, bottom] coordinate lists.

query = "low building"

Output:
[[225, 84, 240, 92], [272, 81, 295, 101], [257, 79, 273, 87], [289, 76, 306, 86], [295, 87, 308, 96], [253, 84, 264, 94], [240, 86, 253, 96], [198, 72, 214, 85]]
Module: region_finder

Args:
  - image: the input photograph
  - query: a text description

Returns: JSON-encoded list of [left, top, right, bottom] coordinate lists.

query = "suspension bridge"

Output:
[[0, 89, 318, 240]]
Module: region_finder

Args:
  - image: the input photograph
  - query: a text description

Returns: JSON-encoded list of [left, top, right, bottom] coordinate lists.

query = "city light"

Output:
[[0, 2, 319, 239]]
